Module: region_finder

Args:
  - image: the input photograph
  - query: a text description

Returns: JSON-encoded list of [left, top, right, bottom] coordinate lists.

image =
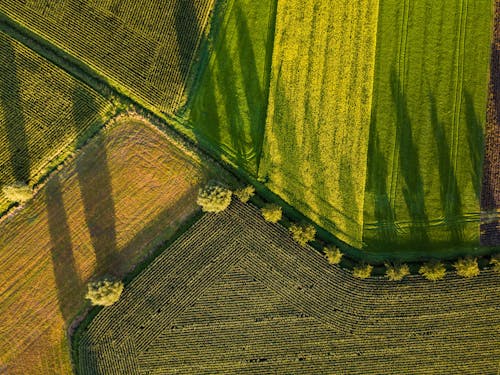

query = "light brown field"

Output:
[[0, 116, 206, 375]]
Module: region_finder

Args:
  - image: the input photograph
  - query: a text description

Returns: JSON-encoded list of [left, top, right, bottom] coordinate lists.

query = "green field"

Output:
[[363, 0, 492, 255], [259, 0, 380, 248], [76, 201, 500, 374], [0, 30, 112, 215], [186, 0, 277, 174], [0, 0, 216, 113]]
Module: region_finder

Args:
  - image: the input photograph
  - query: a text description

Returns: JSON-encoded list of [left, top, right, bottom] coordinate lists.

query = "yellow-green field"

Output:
[[0, 118, 206, 374], [259, 0, 380, 247], [0, 30, 113, 215]]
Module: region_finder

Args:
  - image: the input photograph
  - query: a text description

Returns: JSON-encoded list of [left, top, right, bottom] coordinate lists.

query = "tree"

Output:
[[85, 279, 124, 306], [418, 260, 446, 281], [324, 246, 342, 265], [353, 264, 373, 279], [385, 262, 410, 281], [490, 254, 500, 274], [2, 182, 33, 203], [234, 185, 255, 203], [261, 204, 282, 223], [196, 183, 232, 213], [453, 257, 480, 278], [289, 223, 316, 246]]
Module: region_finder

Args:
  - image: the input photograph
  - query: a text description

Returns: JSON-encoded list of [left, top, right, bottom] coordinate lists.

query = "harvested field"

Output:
[[0, 0, 216, 113], [259, 0, 380, 248], [0, 117, 207, 375], [481, 0, 500, 246], [77, 201, 500, 374], [0, 30, 112, 215]]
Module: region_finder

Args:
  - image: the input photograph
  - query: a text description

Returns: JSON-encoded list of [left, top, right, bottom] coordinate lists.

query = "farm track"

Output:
[[78, 201, 500, 374], [481, 0, 500, 246]]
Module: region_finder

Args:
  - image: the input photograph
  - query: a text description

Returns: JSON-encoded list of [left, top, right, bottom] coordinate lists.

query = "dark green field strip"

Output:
[[363, 0, 493, 253], [77, 201, 499, 374], [0, 0, 215, 113]]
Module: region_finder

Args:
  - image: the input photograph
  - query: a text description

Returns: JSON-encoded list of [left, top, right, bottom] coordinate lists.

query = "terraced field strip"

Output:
[[78, 201, 500, 374], [259, 0, 380, 248], [0, 30, 112, 215], [0, 0, 215, 113], [362, 0, 492, 254], [187, 0, 277, 174], [481, 0, 500, 246], [0, 117, 207, 375]]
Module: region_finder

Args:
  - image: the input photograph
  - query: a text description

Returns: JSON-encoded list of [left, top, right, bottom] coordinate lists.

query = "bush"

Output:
[[490, 254, 500, 274], [2, 182, 33, 203], [324, 246, 342, 265], [234, 185, 255, 203], [196, 183, 232, 213], [453, 257, 480, 278], [353, 264, 373, 279], [261, 204, 282, 223], [85, 279, 124, 306], [419, 261, 446, 281], [385, 262, 410, 281], [289, 223, 316, 246]]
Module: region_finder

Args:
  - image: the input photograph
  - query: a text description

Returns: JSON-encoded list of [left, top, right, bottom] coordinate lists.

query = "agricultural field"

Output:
[[186, 0, 277, 174], [0, 30, 113, 215], [362, 0, 493, 255], [259, 0, 380, 248], [76, 201, 500, 374], [0, 117, 208, 374], [0, 0, 216, 113]]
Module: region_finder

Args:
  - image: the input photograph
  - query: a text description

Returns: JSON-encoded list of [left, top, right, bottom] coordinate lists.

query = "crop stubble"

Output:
[[0, 118, 206, 375]]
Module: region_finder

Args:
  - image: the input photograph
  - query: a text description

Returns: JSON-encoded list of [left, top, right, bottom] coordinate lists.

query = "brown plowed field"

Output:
[[481, 0, 500, 246], [0, 117, 206, 374]]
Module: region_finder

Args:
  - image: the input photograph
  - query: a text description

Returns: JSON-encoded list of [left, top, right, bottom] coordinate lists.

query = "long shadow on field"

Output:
[[175, 0, 201, 83], [0, 37, 30, 184], [46, 174, 82, 322], [391, 69, 430, 244], [429, 93, 464, 244], [72, 87, 120, 274]]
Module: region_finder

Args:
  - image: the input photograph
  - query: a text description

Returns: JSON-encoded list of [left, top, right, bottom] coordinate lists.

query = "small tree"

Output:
[[86, 279, 124, 306], [490, 254, 500, 274], [419, 260, 446, 281], [453, 257, 480, 278], [261, 204, 282, 223], [234, 185, 255, 203], [385, 262, 410, 281], [324, 246, 342, 265], [353, 264, 373, 279], [289, 223, 316, 246], [196, 183, 232, 213], [2, 182, 33, 203]]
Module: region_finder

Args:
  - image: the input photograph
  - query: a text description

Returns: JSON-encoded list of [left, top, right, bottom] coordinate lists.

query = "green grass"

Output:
[[186, 0, 277, 174], [0, 31, 112, 215], [258, 0, 380, 248], [362, 0, 492, 256]]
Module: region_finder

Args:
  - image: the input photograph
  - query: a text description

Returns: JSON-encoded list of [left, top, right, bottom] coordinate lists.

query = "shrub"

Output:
[[490, 254, 500, 274], [234, 185, 255, 203], [2, 182, 33, 203], [353, 264, 373, 279], [85, 279, 124, 306], [289, 223, 316, 246], [453, 257, 480, 278], [196, 183, 232, 213], [385, 262, 410, 281], [261, 204, 282, 223], [419, 261, 446, 281], [324, 246, 342, 265]]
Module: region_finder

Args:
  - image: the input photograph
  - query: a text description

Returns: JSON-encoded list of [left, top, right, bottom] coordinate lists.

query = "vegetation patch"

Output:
[[261, 203, 282, 223], [86, 278, 124, 307], [384, 263, 410, 281], [453, 257, 480, 278], [419, 261, 447, 282], [323, 246, 343, 265], [289, 223, 316, 246], [197, 183, 232, 212]]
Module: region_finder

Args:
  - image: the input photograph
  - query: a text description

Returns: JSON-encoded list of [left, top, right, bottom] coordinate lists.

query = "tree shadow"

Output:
[[72, 87, 119, 275], [0, 36, 30, 183], [174, 0, 201, 84], [45, 174, 82, 323], [390, 68, 429, 244], [428, 93, 464, 244]]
